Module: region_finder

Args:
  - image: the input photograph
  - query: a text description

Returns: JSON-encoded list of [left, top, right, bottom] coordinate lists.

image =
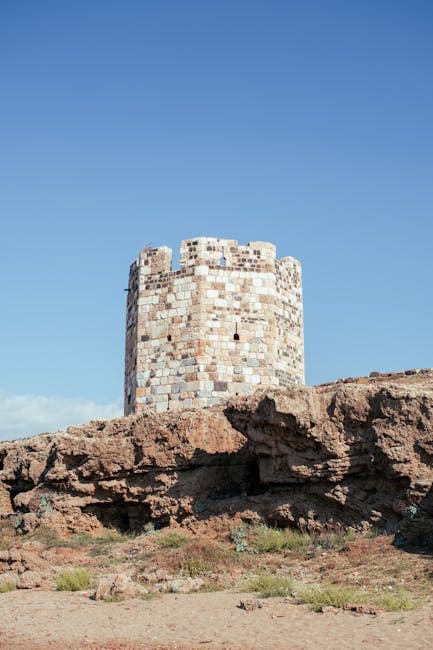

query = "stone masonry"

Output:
[[124, 237, 304, 414]]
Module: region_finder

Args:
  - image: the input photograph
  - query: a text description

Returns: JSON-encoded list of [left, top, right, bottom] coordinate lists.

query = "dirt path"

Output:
[[1, 591, 432, 649]]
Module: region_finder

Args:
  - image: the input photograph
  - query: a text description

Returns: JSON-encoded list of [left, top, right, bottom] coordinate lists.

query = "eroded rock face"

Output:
[[0, 409, 256, 534], [225, 374, 433, 534], [1, 371, 433, 539]]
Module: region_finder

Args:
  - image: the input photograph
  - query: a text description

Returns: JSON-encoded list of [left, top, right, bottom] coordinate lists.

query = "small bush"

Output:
[[246, 573, 294, 598], [56, 568, 92, 592], [0, 582, 16, 593], [373, 589, 418, 612], [180, 557, 212, 577], [0, 537, 14, 551], [102, 594, 124, 603], [313, 530, 355, 551], [58, 528, 134, 549], [295, 582, 417, 612], [158, 531, 188, 549], [255, 526, 310, 553], [296, 582, 364, 611], [230, 527, 248, 552]]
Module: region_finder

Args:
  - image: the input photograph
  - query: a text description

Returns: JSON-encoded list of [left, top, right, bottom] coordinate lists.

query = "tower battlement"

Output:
[[124, 237, 304, 414]]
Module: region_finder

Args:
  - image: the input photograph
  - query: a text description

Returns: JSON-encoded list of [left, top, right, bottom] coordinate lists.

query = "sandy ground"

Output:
[[1, 591, 432, 650]]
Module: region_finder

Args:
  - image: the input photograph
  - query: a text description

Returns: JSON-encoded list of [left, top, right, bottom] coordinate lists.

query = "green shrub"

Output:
[[373, 589, 418, 612], [0, 581, 16, 593], [296, 582, 364, 611], [56, 568, 92, 591], [230, 527, 248, 552], [255, 526, 310, 553], [296, 582, 419, 613], [246, 573, 294, 598], [158, 531, 188, 549], [180, 557, 212, 577], [58, 528, 134, 549], [0, 537, 14, 551], [102, 594, 124, 603]]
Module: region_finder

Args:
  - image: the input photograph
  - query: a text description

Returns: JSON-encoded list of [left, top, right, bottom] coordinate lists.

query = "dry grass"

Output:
[[1, 522, 429, 612], [56, 567, 93, 591], [157, 531, 188, 549], [295, 582, 419, 612], [295, 582, 367, 611], [29, 526, 136, 550], [252, 525, 311, 553], [312, 530, 356, 551], [246, 573, 294, 598], [372, 589, 418, 612]]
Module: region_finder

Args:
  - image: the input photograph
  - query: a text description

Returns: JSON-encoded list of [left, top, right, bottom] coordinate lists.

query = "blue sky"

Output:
[[1, 1, 432, 439]]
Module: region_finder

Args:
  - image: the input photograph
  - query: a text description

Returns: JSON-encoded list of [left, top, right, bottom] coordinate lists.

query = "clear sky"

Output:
[[1, 1, 432, 440]]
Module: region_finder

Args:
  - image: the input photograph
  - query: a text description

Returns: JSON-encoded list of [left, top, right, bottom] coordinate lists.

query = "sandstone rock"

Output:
[[320, 606, 339, 614], [238, 599, 263, 611], [1, 370, 433, 542], [0, 548, 49, 574], [93, 573, 146, 601], [0, 409, 254, 534], [16, 570, 47, 589], [139, 569, 174, 584], [343, 603, 380, 615], [165, 577, 205, 593], [225, 376, 433, 533]]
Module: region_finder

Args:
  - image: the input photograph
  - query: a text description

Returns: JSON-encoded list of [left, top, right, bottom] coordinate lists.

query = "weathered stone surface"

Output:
[[225, 372, 433, 533], [0, 548, 50, 574], [1, 370, 433, 541], [93, 573, 146, 601], [16, 570, 49, 589], [165, 577, 205, 593], [0, 409, 255, 534], [125, 238, 304, 415]]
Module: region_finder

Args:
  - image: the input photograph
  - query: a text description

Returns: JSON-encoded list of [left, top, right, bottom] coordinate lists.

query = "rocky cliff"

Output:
[[1, 371, 433, 545]]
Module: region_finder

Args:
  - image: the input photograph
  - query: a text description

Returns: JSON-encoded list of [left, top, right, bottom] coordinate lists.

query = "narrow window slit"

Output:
[[167, 334, 172, 342], [220, 246, 226, 266]]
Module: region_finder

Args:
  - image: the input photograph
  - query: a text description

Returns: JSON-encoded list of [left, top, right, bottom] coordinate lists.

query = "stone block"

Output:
[[214, 381, 228, 391]]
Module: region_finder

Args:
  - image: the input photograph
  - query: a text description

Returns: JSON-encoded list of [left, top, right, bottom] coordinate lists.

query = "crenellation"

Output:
[[124, 237, 305, 414]]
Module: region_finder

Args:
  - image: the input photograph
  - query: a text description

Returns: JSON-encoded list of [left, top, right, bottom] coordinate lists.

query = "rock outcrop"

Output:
[[1, 370, 433, 543], [225, 371, 433, 537], [0, 410, 256, 534]]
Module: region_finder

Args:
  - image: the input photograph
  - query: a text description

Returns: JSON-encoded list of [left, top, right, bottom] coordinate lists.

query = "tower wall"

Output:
[[124, 237, 304, 414]]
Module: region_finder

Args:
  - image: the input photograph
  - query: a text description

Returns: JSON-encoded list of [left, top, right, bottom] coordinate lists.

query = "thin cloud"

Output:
[[0, 390, 123, 442]]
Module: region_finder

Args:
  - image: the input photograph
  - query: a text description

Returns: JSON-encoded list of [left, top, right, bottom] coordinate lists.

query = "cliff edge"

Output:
[[1, 370, 432, 546]]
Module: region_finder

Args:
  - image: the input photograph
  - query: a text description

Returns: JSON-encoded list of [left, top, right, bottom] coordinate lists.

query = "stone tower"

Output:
[[124, 237, 304, 414]]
